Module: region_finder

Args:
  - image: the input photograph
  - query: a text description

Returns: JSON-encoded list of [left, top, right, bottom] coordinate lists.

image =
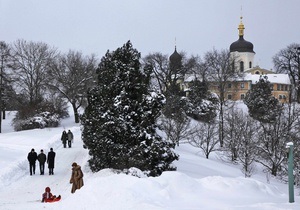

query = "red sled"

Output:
[[44, 195, 61, 203]]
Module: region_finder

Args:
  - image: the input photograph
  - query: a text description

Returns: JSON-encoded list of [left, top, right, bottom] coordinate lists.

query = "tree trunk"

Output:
[[219, 104, 224, 147], [271, 163, 277, 176], [0, 110, 1, 133], [297, 83, 300, 103], [71, 102, 80, 123]]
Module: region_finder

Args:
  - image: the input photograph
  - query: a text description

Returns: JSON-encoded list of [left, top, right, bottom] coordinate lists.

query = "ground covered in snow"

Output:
[[0, 110, 299, 210]]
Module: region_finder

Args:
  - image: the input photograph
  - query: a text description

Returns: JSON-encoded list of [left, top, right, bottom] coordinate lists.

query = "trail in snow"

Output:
[[0, 116, 88, 210]]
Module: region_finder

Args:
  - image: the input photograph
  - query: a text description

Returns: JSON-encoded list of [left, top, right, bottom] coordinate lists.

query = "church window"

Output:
[[249, 61, 252, 68], [240, 61, 244, 72], [277, 84, 280, 91], [240, 83, 244, 89]]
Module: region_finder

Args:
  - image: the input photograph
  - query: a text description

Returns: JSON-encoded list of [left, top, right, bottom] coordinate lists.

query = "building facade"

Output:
[[180, 17, 291, 103]]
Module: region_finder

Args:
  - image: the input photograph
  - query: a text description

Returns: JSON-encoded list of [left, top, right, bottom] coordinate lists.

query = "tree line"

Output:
[[0, 40, 97, 132]]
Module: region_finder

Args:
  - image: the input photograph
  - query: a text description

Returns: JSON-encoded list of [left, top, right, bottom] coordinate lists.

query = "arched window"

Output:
[[240, 61, 244, 72], [249, 61, 252, 68]]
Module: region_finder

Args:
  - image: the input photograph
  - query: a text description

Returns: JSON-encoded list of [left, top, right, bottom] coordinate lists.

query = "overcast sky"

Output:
[[1, 0, 299, 69]]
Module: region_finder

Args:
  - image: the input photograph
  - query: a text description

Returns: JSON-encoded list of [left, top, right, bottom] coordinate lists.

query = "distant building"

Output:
[[180, 16, 291, 103]]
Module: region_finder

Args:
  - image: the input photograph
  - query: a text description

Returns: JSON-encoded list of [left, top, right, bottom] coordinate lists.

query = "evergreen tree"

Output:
[[81, 41, 178, 176], [184, 79, 219, 122], [244, 75, 282, 123]]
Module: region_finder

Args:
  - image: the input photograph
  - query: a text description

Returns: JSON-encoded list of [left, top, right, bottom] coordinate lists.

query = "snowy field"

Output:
[[0, 109, 299, 210]]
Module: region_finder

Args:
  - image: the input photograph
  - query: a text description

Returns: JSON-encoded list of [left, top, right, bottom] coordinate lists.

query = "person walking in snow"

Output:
[[67, 130, 74, 148], [27, 148, 37, 175], [47, 148, 56, 175], [37, 149, 46, 175], [70, 162, 84, 193], [61, 130, 68, 148]]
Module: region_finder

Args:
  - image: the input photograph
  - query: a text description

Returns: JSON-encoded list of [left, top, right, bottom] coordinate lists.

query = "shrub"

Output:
[[12, 111, 60, 131]]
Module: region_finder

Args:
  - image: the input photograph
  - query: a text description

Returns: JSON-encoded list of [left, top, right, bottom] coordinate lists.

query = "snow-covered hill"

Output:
[[0, 110, 299, 210]]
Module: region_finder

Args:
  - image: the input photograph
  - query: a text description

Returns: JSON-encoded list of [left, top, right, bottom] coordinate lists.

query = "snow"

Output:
[[244, 73, 291, 85], [184, 73, 291, 85], [0, 109, 299, 210]]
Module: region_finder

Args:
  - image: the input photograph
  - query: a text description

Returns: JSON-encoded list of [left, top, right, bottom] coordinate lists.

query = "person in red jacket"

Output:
[[42, 187, 61, 203]]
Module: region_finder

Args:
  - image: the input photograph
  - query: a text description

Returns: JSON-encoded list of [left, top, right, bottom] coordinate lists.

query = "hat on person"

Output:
[[72, 162, 77, 167], [31, 148, 34, 152]]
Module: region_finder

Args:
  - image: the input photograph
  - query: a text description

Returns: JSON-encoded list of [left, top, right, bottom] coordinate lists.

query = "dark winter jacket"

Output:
[[67, 131, 73, 142], [27, 151, 37, 164], [37, 153, 47, 164], [47, 151, 56, 168], [61, 131, 68, 144]]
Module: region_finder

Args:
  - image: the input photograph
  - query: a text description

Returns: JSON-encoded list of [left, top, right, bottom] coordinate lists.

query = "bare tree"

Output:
[[273, 43, 300, 102], [143, 53, 169, 93], [159, 113, 194, 146], [222, 104, 257, 177], [0, 41, 11, 132], [223, 105, 245, 162], [143, 52, 199, 94], [189, 121, 219, 159], [255, 108, 294, 176], [9, 39, 57, 117], [277, 103, 300, 185], [238, 115, 257, 177], [48, 50, 97, 123], [204, 49, 237, 147]]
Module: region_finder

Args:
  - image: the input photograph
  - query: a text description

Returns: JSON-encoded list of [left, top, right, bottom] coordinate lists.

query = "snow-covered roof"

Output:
[[244, 73, 291, 85], [184, 73, 291, 85], [184, 74, 200, 82]]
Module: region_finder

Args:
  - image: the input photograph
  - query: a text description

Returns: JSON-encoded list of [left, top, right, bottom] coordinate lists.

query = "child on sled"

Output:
[[42, 187, 61, 203]]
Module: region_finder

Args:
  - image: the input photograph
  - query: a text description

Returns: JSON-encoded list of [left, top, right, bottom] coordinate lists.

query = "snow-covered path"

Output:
[[0, 114, 88, 209]]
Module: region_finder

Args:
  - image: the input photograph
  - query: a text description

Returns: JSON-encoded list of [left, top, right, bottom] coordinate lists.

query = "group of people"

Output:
[[27, 148, 55, 175], [27, 129, 84, 202], [61, 130, 74, 148]]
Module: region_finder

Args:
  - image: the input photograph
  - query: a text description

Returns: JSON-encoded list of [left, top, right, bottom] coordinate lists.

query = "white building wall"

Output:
[[231, 51, 255, 72]]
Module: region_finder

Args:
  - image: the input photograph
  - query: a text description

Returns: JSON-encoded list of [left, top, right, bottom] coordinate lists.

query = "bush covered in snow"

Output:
[[12, 111, 60, 131]]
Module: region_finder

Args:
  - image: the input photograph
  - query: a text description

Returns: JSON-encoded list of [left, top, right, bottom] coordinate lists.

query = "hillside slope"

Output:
[[0, 110, 299, 210]]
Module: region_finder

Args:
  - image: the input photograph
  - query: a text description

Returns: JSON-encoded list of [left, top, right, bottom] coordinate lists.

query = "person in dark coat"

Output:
[[61, 130, 68, 148], [37, 149, 47, 175], [47, 148, 56, 175], [70, 162, 84, 193], [67, 130, 74, 148], [27, 148, 37, 175]]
